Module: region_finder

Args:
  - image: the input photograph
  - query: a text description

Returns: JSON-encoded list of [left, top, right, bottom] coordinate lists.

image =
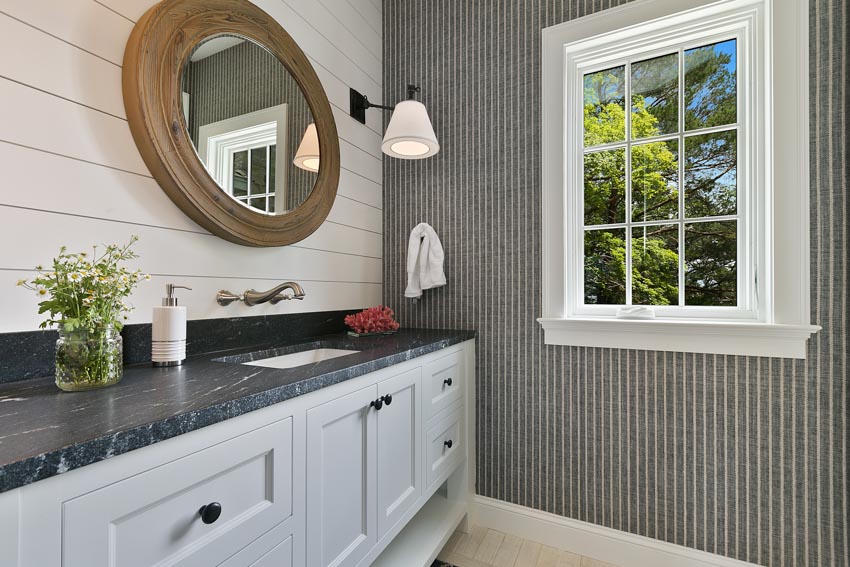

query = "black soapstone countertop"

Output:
[[0, 329, 475, 494]]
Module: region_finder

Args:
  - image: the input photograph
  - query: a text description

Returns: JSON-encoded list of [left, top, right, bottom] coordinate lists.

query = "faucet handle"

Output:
[[216, 290, 242, 306]]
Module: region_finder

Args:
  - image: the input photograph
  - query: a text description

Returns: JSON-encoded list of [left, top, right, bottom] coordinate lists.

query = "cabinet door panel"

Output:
[[306, 385, 377, 567], [376, 368, 422, 538]]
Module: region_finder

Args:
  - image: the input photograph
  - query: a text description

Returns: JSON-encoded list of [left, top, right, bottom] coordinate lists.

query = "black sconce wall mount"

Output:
[[349, 84, 421, 124]]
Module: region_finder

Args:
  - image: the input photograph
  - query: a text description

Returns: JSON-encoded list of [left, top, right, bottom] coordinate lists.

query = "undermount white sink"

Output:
[[243, 348, 360, 369]]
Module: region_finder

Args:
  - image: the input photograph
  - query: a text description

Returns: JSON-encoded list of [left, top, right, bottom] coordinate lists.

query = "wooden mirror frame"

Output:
[[123, 0, 340, 247]]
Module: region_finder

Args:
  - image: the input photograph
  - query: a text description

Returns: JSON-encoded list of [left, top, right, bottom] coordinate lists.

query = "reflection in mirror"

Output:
[[182, 35, 317, 215]]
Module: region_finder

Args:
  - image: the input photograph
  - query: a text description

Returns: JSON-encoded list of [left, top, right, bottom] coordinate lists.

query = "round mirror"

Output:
[[181, 35, 318, 216], [123, 0, 340, 247]]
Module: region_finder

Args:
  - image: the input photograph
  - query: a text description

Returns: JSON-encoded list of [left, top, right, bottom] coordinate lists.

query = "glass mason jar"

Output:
[[55, 327, 123, 391]]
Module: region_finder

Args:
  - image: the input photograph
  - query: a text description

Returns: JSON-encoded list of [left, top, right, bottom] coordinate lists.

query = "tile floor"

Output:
[[434, 526, 621, 567]]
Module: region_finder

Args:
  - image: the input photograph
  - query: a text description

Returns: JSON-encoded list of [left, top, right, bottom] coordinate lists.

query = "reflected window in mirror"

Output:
[[181, 34, 318, 216]]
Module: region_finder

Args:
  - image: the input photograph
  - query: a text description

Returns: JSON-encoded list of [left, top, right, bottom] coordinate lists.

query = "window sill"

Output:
[[537, 317, 820, 358]]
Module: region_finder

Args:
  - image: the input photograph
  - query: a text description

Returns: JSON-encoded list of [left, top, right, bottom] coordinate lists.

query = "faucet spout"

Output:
[[216, 282, 306, 306], [244, 282, 306, 306]]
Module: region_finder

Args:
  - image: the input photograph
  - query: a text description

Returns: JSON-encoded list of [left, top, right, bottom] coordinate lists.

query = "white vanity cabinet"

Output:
[[4, 339, 474, 567]]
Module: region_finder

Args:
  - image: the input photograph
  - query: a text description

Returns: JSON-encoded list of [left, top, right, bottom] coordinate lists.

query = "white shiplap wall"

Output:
[[0, 0, 384, 333]]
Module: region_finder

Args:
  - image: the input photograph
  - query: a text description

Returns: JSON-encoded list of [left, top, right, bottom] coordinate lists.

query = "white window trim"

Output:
[[540, 0, 819, 358], [197, 105, 289, 214]]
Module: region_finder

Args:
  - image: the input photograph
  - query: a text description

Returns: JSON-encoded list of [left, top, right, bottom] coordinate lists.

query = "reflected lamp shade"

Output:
[[381, 100, 439, 159], [293, 123, 320, 172]]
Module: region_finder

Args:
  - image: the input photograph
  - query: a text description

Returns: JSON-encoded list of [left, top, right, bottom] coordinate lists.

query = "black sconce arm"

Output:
[[350, 84, 421, 124]]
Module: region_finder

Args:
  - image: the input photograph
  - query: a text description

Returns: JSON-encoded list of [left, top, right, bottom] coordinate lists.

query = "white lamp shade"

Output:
[[381, 100, 439, 159], [293, 123, 320, 172]]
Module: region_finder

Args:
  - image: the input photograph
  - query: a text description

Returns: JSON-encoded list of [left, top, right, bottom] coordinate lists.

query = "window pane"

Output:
[[584, 148, 626, 225], [631, 52, 678, 139], [632, 224, 679, 305], [585, 228, 626, 305], [684, 131, 737, 218], [249, 196, 267, 212], [685, 39, 737, 130], [250, 147, 267, 195], [232, 150, 248, 197], [631, 139, 678, 222], [583, 66, 626, 146], [269, 144, 277, 193], [268, 196, 275, 213], [685, 221, 737, 306]]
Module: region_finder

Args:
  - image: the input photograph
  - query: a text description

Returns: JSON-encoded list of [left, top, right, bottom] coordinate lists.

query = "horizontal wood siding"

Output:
[[0, 0, 383, 332]]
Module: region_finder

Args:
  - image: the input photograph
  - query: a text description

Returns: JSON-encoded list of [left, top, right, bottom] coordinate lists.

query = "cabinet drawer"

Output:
[[425, 408, 464, 489], [220, 526, 292, 567], [422, 350, 464, 422], [62, 418, 293, 567], [248, 536, 291, 567]]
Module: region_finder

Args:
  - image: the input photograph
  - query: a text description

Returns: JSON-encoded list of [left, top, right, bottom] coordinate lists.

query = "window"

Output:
[[229, 143, 278, 213], [197, 105, 289, 215], [581, 38, 745, 317], [540, 0, 818, 358]]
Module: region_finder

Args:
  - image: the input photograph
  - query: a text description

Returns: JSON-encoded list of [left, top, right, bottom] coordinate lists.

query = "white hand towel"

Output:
[[405, 223, 446, 299]]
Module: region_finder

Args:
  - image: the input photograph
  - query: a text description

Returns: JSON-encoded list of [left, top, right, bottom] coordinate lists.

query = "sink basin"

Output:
[[241, 348, 360, 369]]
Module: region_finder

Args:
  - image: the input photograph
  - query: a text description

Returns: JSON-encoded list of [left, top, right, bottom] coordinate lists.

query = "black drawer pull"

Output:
[[443, 377, 453, 387], [444, 439, 453, 449], [370, 398, 383, 410], [383, 394, 393, 406], [199, 502, 222, 524]]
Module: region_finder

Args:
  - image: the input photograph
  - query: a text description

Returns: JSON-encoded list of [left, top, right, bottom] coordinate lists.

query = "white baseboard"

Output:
[[471, 496, 760, 567]]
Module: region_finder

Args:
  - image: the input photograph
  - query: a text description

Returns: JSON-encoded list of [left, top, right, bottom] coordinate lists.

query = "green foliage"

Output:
[[17, 235, 149, 333], [55, 329, 123, 390], [684, 44, 737, 130], [581, 43, 738, 307], [684, 222, 737, 306], [632, 226, 678, 305], [583, 101, 626, 147], [584, 230, 626, 304]]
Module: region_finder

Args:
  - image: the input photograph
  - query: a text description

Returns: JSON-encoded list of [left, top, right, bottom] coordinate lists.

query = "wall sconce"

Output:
[[293, 123, 319, 172], [349, 84, 440, 159]]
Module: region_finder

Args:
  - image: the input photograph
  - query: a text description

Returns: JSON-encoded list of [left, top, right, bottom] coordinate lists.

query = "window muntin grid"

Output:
[[580, 38, 740, 310]]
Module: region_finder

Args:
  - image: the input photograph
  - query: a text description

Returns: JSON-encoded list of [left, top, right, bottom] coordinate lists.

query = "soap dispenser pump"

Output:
[[152, 284, 191, 367]]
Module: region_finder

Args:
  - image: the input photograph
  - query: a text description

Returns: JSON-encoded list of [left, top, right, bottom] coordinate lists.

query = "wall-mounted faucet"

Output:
[[217, 282, 306, 306]]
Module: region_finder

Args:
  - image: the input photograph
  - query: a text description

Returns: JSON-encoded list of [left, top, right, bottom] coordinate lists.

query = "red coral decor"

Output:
[[344, 306, 400, 336]]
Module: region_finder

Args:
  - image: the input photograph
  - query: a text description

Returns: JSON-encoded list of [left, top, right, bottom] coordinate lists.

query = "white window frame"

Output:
[[539, 0, 819, 358], [197, 105, 288, 215]]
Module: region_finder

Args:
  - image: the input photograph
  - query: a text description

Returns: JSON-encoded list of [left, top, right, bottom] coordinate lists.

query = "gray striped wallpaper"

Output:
[[184, 40, 315, 210], [382, 1, 847, 566]]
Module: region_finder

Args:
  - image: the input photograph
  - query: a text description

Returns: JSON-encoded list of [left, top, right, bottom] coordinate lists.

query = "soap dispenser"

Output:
[[152, 284, 191, 367]]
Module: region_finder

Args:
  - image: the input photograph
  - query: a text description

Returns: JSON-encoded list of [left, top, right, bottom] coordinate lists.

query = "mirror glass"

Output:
[[181, 34, 318, 216]]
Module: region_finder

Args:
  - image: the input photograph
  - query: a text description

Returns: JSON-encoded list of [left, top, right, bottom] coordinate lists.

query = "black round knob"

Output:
[[444, 439, 453, 449], [199, 502, 222, 524], [443, 377, 453, 387], [383, 394, 393, 406], [370, 398, 383, 410]]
